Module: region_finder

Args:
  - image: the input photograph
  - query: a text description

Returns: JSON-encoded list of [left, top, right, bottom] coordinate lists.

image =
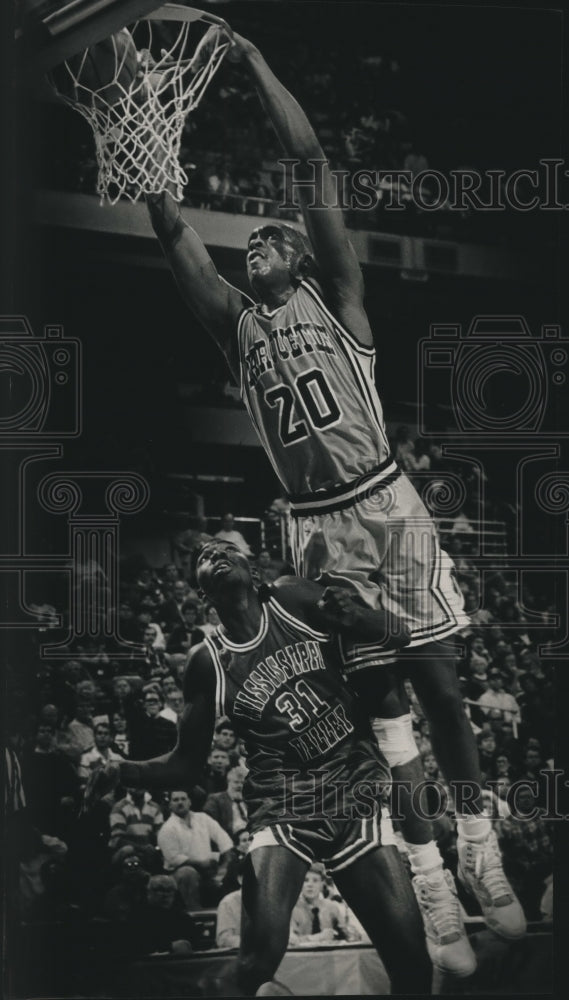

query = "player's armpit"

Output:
[[303, 274, 373, 350]]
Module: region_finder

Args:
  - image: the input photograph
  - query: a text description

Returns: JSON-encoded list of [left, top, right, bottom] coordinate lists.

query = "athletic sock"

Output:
[[405, 839, 444, 877], [456, 813, 492, 843], [379, 807, 398, 847]]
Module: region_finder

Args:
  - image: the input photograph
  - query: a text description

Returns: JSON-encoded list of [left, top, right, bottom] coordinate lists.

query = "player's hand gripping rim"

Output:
[[226, 31, 259, 64]]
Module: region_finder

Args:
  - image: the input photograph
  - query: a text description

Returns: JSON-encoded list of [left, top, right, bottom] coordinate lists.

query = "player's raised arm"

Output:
[[146, 191, 247, 376], [272, 577, 411, 651], [84, 647, 216, 806], [232, 33, 371, 340]]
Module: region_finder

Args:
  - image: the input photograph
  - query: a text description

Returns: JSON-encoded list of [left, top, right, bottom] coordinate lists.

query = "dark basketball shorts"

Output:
[[249, 807, 396, 874]]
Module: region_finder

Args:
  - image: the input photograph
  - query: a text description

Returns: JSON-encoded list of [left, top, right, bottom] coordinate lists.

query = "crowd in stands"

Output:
[[5, 466, 555, 972]]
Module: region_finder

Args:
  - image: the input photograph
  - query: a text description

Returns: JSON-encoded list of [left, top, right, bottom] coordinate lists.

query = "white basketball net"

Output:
[[49, 17, 232, 204]]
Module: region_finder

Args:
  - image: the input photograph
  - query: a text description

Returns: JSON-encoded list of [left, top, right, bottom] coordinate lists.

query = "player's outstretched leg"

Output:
[[369, 674, 475, 977], [238, 844, 308, 996], [390, 750, 476, 976], [406, 639, 526, 941], [334, 843, 433, 994]]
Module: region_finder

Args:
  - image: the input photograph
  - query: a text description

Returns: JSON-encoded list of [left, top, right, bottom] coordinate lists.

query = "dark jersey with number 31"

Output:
[[238, 278, 391, 495], [203, 590, 389, 832]]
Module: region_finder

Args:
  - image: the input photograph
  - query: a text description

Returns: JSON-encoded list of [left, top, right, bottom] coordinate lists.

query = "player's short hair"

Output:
[[278, 224, 315, 282], [278, 224, 311, 254]]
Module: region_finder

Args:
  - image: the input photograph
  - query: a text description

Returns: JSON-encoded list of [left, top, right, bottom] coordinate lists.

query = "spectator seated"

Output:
[[157, 789, 232, 911]]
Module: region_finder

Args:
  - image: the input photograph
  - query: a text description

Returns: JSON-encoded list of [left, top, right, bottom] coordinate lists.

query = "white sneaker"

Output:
[[255, 982, 293, 996], [457, 829, 527, 940], [413, 868, 477, 978]]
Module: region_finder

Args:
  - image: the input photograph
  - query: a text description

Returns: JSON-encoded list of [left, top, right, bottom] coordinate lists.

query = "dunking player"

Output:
[[144, 31, 525, 970], [86, 540, 431, 996]]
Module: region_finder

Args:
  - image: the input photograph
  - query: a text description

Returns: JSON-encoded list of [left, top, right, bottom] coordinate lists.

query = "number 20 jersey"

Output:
[[204, 592, 389, 832], [237, 278, 391, 495]]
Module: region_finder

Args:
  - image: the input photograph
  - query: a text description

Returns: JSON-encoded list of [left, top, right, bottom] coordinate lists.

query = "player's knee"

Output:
[[372, 715, 418, 767], [428, 686, 466, 726]]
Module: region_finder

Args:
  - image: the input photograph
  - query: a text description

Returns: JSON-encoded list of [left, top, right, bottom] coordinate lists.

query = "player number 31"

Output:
[[275, 678, 331, 733]]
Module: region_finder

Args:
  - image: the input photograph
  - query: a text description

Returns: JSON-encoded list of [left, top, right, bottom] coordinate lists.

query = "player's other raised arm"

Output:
[[272, 577, 411, 652], [146, 191, 247, 375], [234, 34, 372, 343], [84, 646, 216, 805]]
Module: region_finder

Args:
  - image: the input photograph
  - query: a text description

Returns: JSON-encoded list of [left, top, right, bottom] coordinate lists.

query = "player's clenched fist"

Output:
[[83, 760, 121, 811], [317, 585, 411, 650], [317, 586, 362, 627]]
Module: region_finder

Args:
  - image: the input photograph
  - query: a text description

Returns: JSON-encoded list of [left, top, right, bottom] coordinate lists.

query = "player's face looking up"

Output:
[[246, 225, 310, 294], [196, 540, 252, 599]]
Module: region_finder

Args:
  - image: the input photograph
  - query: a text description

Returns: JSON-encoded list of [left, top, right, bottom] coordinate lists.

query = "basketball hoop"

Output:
[[47, 5, 233, 204]]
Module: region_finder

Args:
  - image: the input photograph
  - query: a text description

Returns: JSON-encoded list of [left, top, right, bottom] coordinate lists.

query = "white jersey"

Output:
[[236, 277, 468, 659], [237, 278, 391, 496]]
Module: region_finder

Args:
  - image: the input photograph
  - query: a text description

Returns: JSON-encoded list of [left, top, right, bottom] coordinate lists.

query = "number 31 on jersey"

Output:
[[275, 678, 331, 732]]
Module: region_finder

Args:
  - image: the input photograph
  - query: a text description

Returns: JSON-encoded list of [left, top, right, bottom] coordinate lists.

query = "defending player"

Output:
[[144, 31, 525, 969], [86, 540, 431, 996]]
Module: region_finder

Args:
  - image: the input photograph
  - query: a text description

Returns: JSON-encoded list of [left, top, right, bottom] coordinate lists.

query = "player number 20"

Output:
[[265, 369, 342, 446]]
